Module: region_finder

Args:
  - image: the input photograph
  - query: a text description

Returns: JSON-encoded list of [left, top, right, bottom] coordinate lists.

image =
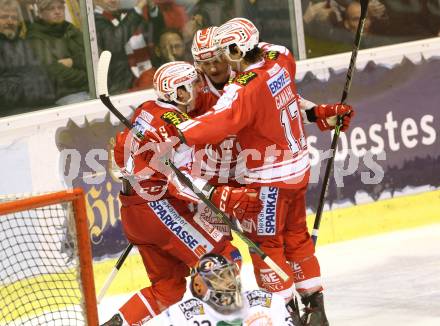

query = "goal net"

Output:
[[0, 189, 98, 326]]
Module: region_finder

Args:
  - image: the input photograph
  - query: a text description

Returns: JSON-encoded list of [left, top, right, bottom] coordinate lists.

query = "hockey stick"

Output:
[[97, 51, 289, 282], [97, 243, 133, 304], [311, 0, 370, 245]]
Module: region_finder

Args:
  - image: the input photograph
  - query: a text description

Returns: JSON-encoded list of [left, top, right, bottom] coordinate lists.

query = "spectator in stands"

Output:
[[426, 0, 440, 36], [27, 0, 89, 105], [0, 0, 56, 116], [94, 0, 164, 94], [155, 0, 188, 31], [342, 0, 372, 33], [181, 6, 211, 55], [152, 28, 185, 67], [380, 0, 431, 39]]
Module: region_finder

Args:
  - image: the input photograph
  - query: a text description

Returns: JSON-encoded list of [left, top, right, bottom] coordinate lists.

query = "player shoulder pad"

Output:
[[178, 298, 206, 320], [229, 71, 258, 86], [160, 110, 190, 126], [246, 290, 273, 308]]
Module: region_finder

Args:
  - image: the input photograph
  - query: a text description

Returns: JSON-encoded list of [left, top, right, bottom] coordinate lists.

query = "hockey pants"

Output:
[[117, 193, 241, 325]]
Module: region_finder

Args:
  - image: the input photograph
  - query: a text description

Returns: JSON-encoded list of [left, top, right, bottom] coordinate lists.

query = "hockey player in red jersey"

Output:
[[187, 26, 244, 237], [155, 18, 355, 325], [101, 62, 262, 326]]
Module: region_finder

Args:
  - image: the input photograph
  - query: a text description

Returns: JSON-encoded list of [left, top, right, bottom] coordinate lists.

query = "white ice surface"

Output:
[[98, 224, 440, 325]]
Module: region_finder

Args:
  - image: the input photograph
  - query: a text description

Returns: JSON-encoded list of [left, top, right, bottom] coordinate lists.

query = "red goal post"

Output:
[[0, 188, 98, 325]]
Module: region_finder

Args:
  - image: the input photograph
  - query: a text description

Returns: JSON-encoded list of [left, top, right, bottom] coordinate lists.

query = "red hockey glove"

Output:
[[210, 186, 263, 220], [314, 103, 355, 132]]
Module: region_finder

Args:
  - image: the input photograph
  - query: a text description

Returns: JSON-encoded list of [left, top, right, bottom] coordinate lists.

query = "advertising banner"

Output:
[[53, 56, 440, 260]]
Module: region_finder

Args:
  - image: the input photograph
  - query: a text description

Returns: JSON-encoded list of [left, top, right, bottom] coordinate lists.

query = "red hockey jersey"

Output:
[[114, 100, 214, 203], [190, 73, 242, 187], [178, 45, 310, 189]]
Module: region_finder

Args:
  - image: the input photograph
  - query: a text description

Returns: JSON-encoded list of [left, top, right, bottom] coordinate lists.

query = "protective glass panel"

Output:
[[301, 0, 440, 58], [0, 0, 92, 117], [92, 0, 300, 95]]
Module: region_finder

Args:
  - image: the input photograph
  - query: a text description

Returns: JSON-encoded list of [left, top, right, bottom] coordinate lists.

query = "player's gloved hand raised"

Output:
[[210, 186, 263, 220], [314, 103, 355, 132]]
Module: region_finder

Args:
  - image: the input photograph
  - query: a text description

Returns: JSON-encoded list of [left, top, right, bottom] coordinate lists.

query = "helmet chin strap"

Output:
[[224, 51, 245, 72], [174, 83, 193, 105]]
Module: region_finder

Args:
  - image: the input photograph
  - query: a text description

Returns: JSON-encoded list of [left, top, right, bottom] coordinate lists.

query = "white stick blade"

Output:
[[263, 256, 290, 282], [97, 51, 112, 96], [97, 268, 117, 304]]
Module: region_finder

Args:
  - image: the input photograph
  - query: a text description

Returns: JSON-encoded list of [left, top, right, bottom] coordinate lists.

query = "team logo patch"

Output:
[[178, 299, 205, 320], [160, 111, 189, 126], [232, 71, 257, 86], [257, 187, 278, 235], [140, 110, 154, 123], [246, 290, 273, 308], [265, 50, 280, 60], [148, 200, 214, 257], [259, 268, 283, 292], [267, 68, 291, 96], [193, 213, 224, 242], [197, 204, 231, 235], [133, 116, 155, 134]]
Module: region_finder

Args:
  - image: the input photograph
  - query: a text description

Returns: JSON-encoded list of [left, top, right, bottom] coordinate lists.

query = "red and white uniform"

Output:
[[179, 47, 310, 189], [178, 45, 322, 298], [113, 100, 242, 325], [157, 290, 295, 325], [188, 73, 243, 237], [190, 73, 242, 187]]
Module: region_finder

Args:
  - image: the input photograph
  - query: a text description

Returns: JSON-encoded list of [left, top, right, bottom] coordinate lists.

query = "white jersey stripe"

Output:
[[294, 276, 322, 290], [137, 292, 157, 317]]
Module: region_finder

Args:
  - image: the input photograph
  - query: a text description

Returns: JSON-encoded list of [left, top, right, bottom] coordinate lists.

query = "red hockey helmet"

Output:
[[153, 61, 198, 105], [214, 17, 259, 62], [191, 26, 223, 62]]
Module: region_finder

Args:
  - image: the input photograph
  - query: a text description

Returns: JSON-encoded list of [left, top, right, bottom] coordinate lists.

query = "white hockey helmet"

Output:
[[214, 17, 259, 62], [153, 61, 198, 105], [190, 253, 242, 313], [191, 26, 222, 62]]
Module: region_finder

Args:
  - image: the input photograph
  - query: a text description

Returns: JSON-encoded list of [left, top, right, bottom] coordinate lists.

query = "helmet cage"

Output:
[[191, 255, 242, 313]]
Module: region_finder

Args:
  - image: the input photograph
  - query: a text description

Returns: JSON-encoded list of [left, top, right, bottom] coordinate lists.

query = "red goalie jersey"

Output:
[[178, 45, 310, 189]]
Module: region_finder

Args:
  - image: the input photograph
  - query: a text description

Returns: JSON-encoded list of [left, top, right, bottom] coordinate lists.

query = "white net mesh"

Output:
[[0, 194, 87, 325]]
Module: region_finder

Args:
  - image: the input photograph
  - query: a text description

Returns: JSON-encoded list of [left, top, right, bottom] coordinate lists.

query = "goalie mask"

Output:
[[190, 253, 243, 314], [153, 61, 198, 105], [192, 26, 222, 63], [214, 17, 259, 62]]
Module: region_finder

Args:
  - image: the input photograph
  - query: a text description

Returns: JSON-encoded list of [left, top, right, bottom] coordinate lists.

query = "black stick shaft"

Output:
[[98, 96, 289, 280], [115, 243, 133, 270], [312, 0, 369, 246]]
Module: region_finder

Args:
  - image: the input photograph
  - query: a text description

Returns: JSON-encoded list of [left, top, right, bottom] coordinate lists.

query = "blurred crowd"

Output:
[[302, 0, 440, 57], [1, 0, 439, 116]]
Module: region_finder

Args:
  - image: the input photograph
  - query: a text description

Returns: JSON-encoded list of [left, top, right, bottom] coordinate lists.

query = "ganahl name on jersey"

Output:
[[178, 298, 205, 320], [230, 71, 257, 86], [246, 290, 273, 308], [267, 67, 291, 97], [257, 187, 278, 235], [160, 110, 189, 126], [148, 200, 214, 257]]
